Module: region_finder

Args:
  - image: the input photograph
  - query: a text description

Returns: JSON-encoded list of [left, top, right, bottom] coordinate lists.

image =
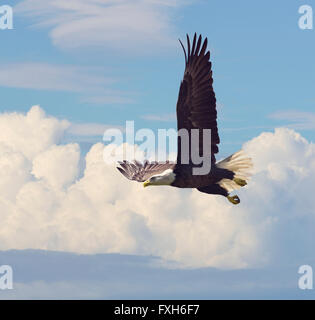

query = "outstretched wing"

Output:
[[117, 160, 175, 182], [176, 33, 219, 165]]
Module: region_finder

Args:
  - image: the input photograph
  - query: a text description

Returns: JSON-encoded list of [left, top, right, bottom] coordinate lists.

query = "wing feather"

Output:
[[176, 34, 220, 164], [117, 161, 175, 182]]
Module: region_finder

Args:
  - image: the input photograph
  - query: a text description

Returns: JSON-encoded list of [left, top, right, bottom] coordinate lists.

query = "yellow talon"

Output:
[[227, 195, 240, 205], [233, 178, 247, 187]]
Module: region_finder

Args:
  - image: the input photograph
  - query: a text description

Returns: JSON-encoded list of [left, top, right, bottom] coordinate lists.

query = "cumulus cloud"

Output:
[[32, 144, 80, 189], [15, 0, 187, 53], [0, 106, 69, 159], [0, 106, 315, 269]]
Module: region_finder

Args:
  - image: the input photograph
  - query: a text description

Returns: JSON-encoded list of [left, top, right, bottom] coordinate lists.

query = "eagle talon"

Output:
[[233, 178, 247, 187], [227, 195, 240, 205]]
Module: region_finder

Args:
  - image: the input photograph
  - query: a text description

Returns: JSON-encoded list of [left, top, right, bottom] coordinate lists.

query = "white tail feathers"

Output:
[[216, 150, 253, 193]]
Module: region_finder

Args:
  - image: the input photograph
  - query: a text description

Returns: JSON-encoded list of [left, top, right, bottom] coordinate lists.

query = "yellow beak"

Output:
[[143, 180, 150, 188]]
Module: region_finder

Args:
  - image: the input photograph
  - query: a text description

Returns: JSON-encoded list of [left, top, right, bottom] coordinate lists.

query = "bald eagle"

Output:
[[117, 33, 252, 205]]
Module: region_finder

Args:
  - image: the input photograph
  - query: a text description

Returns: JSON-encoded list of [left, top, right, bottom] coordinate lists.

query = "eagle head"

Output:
[[143, 169, 175, 187]]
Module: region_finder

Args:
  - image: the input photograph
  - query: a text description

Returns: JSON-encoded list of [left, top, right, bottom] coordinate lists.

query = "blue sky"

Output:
[[1, 0, 315, 300], [1, 0, 314, 157]]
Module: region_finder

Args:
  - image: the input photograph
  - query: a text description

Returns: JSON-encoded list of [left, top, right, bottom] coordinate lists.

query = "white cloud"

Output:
[[141, 113, 176, 122], [0, 106, 315, 269], [32, 144, 80, 189], [270, 110, 315, 130], [0, 63, 111, 92], [0, 105, 69, 159], [15, 0, 187, 53], [0, 63, 133, 104], [67, 123, 124, 137]]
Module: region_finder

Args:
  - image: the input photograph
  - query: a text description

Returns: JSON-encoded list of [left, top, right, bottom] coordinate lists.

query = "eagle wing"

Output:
[[176, 33, 219, 165], [117, 160, 175, 182]]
